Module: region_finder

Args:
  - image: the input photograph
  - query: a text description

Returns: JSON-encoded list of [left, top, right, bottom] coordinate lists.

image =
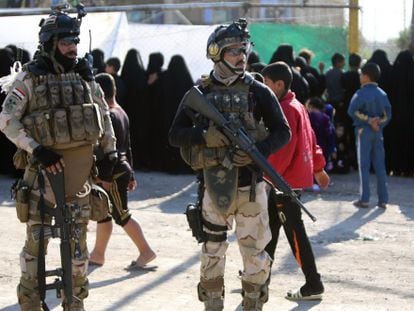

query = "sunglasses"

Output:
[[224, 46, 249, 56]]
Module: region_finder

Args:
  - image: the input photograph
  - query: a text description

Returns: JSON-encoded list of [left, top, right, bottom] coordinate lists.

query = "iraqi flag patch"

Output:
[[11, 87, 26, 101]]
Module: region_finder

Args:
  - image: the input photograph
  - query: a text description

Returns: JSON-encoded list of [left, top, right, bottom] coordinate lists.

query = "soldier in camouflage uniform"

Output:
[[0, 5, 117, 311], [168, 19, 291, 310]]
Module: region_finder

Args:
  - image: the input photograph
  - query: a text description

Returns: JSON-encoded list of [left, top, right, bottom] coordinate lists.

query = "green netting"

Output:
[[249, 23, 348, 68]]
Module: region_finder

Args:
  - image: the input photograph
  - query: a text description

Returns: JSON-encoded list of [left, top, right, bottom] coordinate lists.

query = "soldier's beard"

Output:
[[55, 49, 76, 72]]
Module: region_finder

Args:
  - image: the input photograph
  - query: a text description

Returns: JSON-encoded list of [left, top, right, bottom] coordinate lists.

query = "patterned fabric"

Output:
[[200, 181, 271, 285]]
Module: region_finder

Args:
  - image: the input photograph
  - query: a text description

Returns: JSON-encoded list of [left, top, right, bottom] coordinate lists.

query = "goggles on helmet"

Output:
[[58, 36, 80, 46], [223, 43, 252, 57]]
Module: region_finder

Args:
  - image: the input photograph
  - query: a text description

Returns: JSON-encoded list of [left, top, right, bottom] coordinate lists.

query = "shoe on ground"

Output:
[[285, 282, 324, 301], [353, 200, 369, 208], [377, 203, 387, 209]]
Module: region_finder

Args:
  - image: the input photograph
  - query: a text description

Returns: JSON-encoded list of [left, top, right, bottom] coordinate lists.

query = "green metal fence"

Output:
[[250, 23, 348, 68]]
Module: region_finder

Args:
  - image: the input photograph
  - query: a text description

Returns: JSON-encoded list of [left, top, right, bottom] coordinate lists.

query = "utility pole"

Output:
[[410, 0, 414, 53], [348, 0, 359, 53]]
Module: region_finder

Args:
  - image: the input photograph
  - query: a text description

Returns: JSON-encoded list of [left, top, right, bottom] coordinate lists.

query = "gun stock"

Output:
[[183, 86, 317, 222]]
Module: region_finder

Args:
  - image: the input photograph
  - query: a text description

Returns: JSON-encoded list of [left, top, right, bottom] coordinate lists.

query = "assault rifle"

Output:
[[183, 86, 317, 222], [40, 171, 74, 308]]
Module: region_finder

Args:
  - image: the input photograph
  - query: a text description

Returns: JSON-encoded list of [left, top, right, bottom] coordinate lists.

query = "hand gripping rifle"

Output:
[[182, 86, 317, 222], [37, 171, 74, 309]]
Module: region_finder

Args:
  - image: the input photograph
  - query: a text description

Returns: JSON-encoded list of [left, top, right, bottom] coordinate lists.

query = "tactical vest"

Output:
[[180, 75, 268, 170], [21, 72, 103, 150]]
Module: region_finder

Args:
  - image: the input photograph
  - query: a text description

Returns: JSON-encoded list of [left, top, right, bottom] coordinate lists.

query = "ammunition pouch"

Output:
[[89, 183, 112, 222], [12, 178, 31, 223], [180, 80, 268, 171], [13, 148, 28, 170], [185, 203, 227, 243], [22, 103, 103, 148], [180, 145, 229, 171]]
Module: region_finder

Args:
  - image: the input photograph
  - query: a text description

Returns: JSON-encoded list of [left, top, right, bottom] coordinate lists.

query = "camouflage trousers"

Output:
[[200, 181, 271, 286], [17, 146, 93, 311]]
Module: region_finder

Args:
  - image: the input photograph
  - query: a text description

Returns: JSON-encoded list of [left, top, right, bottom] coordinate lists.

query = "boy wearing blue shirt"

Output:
[[347, 62, 392, 208]]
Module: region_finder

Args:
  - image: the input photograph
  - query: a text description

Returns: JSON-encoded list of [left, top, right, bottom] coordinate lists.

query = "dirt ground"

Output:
[[0, 170, 413, 311]]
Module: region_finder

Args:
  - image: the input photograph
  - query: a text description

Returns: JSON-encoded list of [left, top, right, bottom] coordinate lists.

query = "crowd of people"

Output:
[[2, 44, 414, 178], [249, 46, 414, 178]]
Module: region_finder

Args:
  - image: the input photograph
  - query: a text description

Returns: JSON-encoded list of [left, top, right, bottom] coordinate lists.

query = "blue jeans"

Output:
[[356, 127, 388, 204]]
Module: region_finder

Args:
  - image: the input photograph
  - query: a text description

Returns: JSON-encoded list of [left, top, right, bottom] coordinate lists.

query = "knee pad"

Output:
[[198, 277, 224, 302], [72, 259, 88, 279], [20, 250, 38, 281]]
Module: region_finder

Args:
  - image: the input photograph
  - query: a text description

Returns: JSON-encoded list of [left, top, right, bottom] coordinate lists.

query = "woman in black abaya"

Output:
[[162, 55, 194, 174], [121, 48, 151, 170], [146, 52, 167, 171], [388, 50, 414, 176]]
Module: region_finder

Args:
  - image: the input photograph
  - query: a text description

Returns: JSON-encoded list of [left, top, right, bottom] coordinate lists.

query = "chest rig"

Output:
[[181, 75, 268, 171], [181, 76, 268, 214], [22, 72, 103, 149]]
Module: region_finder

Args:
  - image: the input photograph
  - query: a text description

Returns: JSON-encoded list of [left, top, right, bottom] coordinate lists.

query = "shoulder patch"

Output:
[[11, 87, 26, 101]]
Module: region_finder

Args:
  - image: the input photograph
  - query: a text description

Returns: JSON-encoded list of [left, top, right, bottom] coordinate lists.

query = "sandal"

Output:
[[124, 260, 158, 272], [285, 287, 323, 301], [124, 260, 144, 271]]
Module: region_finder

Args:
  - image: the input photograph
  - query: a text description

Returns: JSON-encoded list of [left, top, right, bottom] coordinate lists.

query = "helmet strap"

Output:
[[49, 36, 65, 74], [222, 59, 245, 75]]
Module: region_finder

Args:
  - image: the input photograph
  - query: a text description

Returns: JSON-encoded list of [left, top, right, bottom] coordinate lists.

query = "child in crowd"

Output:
[[347, 62, 392, 209], [306, 97, 336, 172]]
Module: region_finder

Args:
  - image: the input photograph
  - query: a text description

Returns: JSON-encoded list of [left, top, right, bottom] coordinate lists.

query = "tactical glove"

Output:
[[33, 145, 62, 167], [203, 126, 230, 148], [232, 149, 252, 167]]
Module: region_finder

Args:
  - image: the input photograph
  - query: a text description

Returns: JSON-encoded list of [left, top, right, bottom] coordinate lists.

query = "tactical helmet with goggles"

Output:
[[38, 3, 86, 46], [206, 18, 252, 62]]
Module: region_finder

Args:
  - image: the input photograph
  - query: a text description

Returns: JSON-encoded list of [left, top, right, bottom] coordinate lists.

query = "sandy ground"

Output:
[[0, 170, 413, 311]]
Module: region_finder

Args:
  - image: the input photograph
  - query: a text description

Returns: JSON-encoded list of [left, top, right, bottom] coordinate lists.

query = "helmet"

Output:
[[38, 4, 85, 45], [206, 18, 251, 62]]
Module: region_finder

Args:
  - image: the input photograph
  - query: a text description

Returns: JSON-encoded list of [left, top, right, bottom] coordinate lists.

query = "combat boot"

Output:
[[63, 300, 85, 311], [198, 277, 225, 311], [241, 280, 269, 311], [17, 282, 43, 311]]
